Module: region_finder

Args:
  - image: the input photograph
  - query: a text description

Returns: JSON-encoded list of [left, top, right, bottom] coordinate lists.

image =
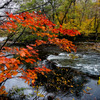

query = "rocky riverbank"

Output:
[[75, 42, 100, 52], [0, 37, 100, 53]]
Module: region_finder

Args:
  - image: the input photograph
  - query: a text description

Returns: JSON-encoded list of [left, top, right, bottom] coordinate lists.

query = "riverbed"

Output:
[[43, 50, 100, 100], [0, 37, 100, 100]]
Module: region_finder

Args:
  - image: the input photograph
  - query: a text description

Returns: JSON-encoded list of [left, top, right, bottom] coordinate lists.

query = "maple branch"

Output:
[[0, 54, 15, 57], [0, 34, 14, 50], [0, 75, 23, 87], [0, 78, 8, 86]]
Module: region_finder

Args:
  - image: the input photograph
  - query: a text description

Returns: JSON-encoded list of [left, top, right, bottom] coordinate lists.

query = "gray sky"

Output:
[[0, 0, 19, 16]]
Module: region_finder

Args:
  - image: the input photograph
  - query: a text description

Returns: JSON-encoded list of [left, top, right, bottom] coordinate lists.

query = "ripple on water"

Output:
[[47, 52, 100, 76]]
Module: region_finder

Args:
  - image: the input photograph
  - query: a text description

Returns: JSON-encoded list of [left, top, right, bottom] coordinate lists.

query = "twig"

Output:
[[0, 0, 51, 18], [8, 27, 26, 46], [0, 0, 12, 9], [0, 26, 21, 50]]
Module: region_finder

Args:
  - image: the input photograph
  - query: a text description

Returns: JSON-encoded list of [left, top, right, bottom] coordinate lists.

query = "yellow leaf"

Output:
[[12, 71, 18, 76], [70, 85, 73, 87], [39, 94, 44, 97], [87, 87, 92, 90], [97, 77, 100, 85], [34, 91, 36, 93]]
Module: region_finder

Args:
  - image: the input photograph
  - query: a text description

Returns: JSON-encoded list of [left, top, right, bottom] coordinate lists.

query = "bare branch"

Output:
[[56, 0, 75, 25], [0, 26, 21, 50], [0, 0, 51, 18], [9, 27, 26, 46], [0, 0, 12, 9]]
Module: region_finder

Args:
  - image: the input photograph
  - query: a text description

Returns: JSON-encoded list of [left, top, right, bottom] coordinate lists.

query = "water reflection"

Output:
[[35, 65, 90, 100], [4, 50, 100, 100], [7, 58, 99, 100]]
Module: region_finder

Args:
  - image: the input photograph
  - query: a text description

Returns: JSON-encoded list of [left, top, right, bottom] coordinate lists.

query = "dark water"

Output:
[[47, 51, 100, 76], [4, 51, 100, 100], [0, 37, 100, 100], [41, 50, 100, 100]]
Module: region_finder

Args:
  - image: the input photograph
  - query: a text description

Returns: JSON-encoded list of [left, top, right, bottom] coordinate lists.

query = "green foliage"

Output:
[[0, 30, 8, 37], [19, 0, 100, 39]]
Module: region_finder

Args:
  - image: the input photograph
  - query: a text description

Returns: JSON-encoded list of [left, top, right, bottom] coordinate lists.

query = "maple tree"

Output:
[[0, 11, 80, 95]]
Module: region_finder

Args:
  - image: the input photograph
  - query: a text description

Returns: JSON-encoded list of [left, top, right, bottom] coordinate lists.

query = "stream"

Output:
[[44, 50, 100, 100], [47, 51, 100, 76], [0, 37, 100, 100]]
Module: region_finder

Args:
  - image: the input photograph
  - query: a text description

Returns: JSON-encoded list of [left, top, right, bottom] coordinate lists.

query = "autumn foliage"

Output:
[[0, 11, 80, 95]]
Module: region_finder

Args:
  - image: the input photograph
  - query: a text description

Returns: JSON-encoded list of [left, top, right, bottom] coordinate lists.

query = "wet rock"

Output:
[[44, 93, 55, 100]]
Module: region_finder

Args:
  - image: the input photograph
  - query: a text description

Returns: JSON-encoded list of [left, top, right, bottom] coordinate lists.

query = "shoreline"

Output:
[[75, 42, 100, 52]]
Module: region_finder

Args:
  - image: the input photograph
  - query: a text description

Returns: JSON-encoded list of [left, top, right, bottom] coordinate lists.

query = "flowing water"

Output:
[[47, 51, 100, 76], [0, 37, 100, 100], [44, 50, 100, 100]]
